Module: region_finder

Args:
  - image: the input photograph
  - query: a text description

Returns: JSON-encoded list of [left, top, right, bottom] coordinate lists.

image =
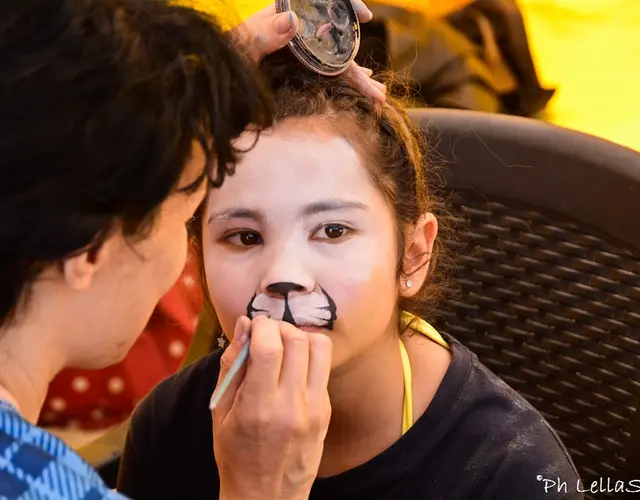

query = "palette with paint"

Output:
[[275, 0, 360, 76]]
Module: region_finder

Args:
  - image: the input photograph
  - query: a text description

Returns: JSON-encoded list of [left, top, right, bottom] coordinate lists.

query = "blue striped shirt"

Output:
[[0, 400, 128, 500]]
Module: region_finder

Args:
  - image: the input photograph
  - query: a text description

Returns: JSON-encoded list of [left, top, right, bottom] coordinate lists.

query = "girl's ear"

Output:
[[399, 213, 438, 297]]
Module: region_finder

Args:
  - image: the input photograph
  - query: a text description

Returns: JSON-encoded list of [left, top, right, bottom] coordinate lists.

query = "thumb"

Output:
[[210, 316, 251, 425], [250, 11, 298, 62]]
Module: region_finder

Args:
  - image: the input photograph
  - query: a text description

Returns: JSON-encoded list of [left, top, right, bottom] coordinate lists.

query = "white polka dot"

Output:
[[49, 397, 66, 412], [91, 409, 104, 421], [107, 377, 125, 395], [168, 340, 186, 358], [183, 275, 196, 288], [71, 376, 90, 393], [192, 315, 200, 329]]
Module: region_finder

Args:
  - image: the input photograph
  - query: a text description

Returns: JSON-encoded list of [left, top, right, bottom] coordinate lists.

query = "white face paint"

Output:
[[202, 117, 400, 369], [247, 283, 337, 329]]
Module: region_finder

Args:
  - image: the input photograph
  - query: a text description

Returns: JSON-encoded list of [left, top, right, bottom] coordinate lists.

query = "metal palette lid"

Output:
[[276, 0, 360, 76]]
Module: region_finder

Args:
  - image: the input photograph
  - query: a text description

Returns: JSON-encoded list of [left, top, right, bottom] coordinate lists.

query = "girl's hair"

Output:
[[0, 0, 273, 327], [194, 50, 451, 331]]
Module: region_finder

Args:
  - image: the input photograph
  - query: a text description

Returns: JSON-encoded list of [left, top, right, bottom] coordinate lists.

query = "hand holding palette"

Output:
[[276, 0, 360, 75]]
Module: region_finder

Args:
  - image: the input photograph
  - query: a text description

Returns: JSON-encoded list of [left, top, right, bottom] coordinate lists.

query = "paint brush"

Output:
[[209, 340, 250, 410]]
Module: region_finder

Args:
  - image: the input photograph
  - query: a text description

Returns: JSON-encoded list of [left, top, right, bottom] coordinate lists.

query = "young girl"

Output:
[[117, 53, 582, 500]]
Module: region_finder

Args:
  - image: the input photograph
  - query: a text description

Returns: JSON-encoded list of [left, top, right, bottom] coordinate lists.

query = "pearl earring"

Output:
[[406, 280, 413, 288]]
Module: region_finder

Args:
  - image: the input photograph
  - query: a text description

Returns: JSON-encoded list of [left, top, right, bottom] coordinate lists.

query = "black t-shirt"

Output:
[[117, 334, 583, 500]]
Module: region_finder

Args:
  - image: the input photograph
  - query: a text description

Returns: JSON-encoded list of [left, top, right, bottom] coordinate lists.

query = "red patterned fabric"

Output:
[[39, 251, 203, 430]]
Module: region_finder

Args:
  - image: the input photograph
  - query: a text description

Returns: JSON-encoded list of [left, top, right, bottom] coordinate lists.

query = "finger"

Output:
[[251, 11, 299, 62], [278, 322, 310, 392], [355, 65, 387, 99], [249, 3, 278, 19], [345, 63, 387, 103], [230, 3, 278, 41], [307, 333, 333, 394], [350, 63, 375, 79], [211, 316, 251, 421], [351, 0, 373, 23], [360, 66, 373, 77], [369, 86, 387, 103], [370, 78, 387, 93], [242, 316, 284, 397]]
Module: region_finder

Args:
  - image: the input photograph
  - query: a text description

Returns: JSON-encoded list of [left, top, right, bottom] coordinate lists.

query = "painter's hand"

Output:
[[213, 316, 333, 500], [230, 1, 386, 102]]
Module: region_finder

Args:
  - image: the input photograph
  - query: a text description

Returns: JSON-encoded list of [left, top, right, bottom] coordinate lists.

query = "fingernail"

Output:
[[275, 12, 294, 35], [239, 329, 249, 345], [238, 319, 251, 345], [356, 3, 373, 22]]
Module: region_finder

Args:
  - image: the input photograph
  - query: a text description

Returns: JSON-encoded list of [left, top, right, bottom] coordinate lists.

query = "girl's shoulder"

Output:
[[130, 347, 223, 430], [118, 349, 223, 498], [421, 337, 582, 497], [375, 333, 583, 499]]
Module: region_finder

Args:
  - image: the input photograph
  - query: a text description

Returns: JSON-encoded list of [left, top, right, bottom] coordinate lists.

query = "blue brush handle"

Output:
[[209, 341, 250, 410]]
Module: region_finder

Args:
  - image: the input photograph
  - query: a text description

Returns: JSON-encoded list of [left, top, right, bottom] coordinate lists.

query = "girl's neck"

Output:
[[319, 322, 452, 478], [319, 319, 404, 478]]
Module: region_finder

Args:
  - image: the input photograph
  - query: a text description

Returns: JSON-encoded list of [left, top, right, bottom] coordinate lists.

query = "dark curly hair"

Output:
[[0, 0, 273, 327]]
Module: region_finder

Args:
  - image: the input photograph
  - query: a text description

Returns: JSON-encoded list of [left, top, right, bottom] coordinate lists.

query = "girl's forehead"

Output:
[[210, 123, 375, 207]]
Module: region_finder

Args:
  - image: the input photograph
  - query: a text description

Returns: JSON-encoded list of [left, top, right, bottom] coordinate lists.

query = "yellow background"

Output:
[[188, 0, 640, 152]]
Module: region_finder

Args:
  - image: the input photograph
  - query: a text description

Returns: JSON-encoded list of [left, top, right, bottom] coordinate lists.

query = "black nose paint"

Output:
[[267, 282, 304, 297], [265, 282, 303, 325]]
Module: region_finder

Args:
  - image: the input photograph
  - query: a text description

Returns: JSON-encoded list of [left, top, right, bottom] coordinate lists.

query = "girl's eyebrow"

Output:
[[207, 199, 367, 225], [207, 208, 262, 224], [301, 199, 367, 216]]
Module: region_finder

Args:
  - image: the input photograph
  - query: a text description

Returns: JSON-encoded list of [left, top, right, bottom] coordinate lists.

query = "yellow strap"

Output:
[[398, 312, 450, 435], [399, 339, 413, 436], [400, 311, 450, 351]]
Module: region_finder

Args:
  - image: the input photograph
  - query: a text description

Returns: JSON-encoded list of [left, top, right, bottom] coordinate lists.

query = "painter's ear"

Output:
[[399, 213, 438, 298], [62, 234, 116, 292]]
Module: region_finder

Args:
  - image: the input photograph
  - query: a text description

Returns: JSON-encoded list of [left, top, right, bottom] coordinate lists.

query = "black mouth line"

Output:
[[297, 323, 329, 329], [247, 287, 337, 331]]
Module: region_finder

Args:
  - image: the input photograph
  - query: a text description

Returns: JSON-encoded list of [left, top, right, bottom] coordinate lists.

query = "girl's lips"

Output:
[[298, 325, 328, 334]]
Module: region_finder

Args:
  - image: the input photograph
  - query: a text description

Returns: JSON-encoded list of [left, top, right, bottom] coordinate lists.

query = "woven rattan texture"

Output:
[[434, 191, 640, 499]]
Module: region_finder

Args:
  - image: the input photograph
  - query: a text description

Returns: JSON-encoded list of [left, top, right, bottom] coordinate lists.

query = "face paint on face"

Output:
[[203, 120, 401, 369], [247, 282, 338, 330]]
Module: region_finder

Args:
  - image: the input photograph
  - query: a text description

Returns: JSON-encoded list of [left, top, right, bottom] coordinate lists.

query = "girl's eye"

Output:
[[313, 223, 350, 241], [225, 230, 262, 247]]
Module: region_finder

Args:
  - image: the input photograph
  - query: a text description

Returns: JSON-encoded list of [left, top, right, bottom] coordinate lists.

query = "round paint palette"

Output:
[[275, 0, 360, 76]]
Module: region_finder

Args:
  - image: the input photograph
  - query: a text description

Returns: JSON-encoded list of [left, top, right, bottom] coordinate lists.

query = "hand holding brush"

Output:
[[211, 315, 333, 500]]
